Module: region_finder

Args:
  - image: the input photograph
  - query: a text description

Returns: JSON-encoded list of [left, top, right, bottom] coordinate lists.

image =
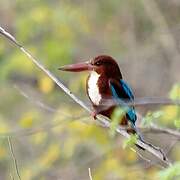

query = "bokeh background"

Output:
[[0, 0, 180, 179]]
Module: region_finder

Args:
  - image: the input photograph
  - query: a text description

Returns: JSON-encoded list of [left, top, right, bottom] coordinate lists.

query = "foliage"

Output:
[[123, 134, 138, 149], [158, 162, 180, 180], [109, 107, 126, 137]]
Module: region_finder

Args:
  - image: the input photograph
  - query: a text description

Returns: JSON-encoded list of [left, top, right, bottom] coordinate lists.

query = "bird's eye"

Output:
[[95, 62, 101, 66]]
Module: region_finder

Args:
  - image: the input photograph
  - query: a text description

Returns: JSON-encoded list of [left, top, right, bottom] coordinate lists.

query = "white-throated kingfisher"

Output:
[[59, 55, 143, 142]]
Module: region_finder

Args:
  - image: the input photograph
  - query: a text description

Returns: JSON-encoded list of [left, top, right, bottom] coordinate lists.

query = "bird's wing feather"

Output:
[[109, 79, 137, 125], [120, 79, 134, 100]]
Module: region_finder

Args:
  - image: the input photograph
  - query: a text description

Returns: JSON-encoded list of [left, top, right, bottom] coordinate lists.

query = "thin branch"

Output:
[[14, 86, 180, 140], [14, 84, 57, 113], [87, 98, 179, 114], [117, 97, 179, 106], [92, 97, 180, 108], [8, 137, 21, 180], [88, 168, 93, 180], [143, 124, 180, 140], [0, 26, 171, 166]]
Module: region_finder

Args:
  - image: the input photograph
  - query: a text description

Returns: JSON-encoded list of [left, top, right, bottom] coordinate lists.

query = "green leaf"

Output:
[[174, 119, 180, 129], [158, 162, 180, 180], [142, 111, 164, 126], [169, 84, 180, 100], [109, 107, 126, 137], [123, 134, 138, 149]]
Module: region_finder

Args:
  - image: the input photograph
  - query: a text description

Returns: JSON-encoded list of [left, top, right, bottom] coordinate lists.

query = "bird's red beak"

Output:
[[58, 62, 93, 72]]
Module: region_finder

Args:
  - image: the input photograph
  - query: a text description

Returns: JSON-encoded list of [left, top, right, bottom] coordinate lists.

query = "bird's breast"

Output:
[[87, 71, 102, 105]]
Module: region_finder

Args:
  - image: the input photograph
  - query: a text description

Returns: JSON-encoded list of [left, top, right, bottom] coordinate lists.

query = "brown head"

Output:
[[58, 55, 122, 79]]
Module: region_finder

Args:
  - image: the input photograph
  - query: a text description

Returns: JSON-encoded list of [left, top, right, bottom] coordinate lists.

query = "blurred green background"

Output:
[[0, 0, 180, 179]]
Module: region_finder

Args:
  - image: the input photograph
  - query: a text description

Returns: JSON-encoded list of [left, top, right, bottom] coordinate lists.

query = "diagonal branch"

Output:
[[0, 26, 172, 166]]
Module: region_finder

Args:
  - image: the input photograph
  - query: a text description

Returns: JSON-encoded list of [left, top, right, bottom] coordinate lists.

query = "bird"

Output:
[[58, 55, 143, 143]]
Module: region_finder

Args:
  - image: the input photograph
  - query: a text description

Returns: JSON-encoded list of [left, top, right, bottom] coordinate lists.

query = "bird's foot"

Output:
[[91, 111, 97, 120]]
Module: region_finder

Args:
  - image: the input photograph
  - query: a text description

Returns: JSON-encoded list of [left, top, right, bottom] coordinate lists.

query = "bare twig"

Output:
[[143, 124, 180, 140], [14, 84, 57, 113], [8, 137, 21, 180], [124, 97, 179, 106], [0, 26, 171, 166], [88, 168, 93, 180], [88, 98, 179, 114]]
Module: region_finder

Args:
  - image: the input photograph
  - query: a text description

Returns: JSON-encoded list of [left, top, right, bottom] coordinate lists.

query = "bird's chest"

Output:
[[87, 71, 102, 105]]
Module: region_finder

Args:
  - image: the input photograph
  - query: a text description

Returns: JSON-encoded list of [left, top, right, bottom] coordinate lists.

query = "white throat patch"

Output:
[[88, 71, 101, 105]]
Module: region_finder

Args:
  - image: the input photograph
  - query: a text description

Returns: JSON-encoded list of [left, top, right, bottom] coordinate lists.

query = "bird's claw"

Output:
[[91, 111, 97, 120]]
